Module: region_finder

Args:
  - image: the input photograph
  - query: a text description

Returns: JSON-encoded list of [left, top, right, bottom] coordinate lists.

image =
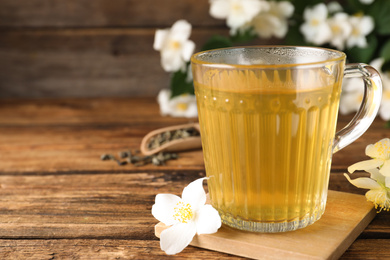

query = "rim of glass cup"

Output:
[[191, 45, 347, 69]]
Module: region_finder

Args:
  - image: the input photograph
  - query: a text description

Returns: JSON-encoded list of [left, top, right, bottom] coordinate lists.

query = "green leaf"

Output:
[[284, 23, 308, 46], [345, 35, 377, 63], [381, 60, 390, 72], [368, 0, 390, 35], [170, 64, 194, 98], [230, 27, 257, 43], [380, 40, 390, 61], [386, 120, 390, 129], [201, 35, 233, 52], [345, 0, 365, 14], [289, 0, 323, 16]]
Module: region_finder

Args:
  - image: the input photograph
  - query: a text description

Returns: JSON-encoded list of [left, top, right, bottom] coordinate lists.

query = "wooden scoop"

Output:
[[140, 123, 202, 156]]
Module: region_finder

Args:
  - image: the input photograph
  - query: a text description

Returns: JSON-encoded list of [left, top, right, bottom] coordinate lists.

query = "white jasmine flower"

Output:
[[348, 138, 390, 176], [152, 178, 221, 255], [300, 3, 332, 45], [154, 20, 195, 72], [380, 86, 390, 121], [369, 58, 390, 121], [344, 168, 390, 212], [209, 0, 269, 34], [340, 57, 390, 120], [327, 13, 352, 50], [346, 15, 374, 49], [251, 1, 294, 39], [327, 1, 343, 14], [157, 89, 198, 118], [339, 77, 364, 115], [360, 0, 374, 4]]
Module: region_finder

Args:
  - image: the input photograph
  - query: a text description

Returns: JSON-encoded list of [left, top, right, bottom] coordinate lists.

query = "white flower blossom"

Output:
[[327, 13, 352, 50], [327, 1, 343, 14], [344, 168, 390, 212], [154, 20, 195, 72], [346, 15, 374, 49], [348, 138, 390, 176], [340, 77, 364, 115], [251, 1, 294, 39], [209, 0, 269, 34], [360, 0, 375, 4], [152, 178, 221, 255], [369, 58, 390, 121], [340, 57, 390, 121], [157, 89, 198, 118], [300, 3, 332, 45]]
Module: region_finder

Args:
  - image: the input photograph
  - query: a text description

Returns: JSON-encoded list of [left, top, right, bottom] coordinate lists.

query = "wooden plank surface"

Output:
[[0, 0, 222, 98], [0, 97, 389, 259], [0, 0, 224, 28], [1, 239, 390, 260], [0, 98, 387, 173], [0, 1, 275, 98], [0, 28, 272, 98], [0, 28, 213, 98]]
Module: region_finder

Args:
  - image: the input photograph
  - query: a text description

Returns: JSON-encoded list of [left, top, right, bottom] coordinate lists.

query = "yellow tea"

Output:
[[194, 71, 342, 232]]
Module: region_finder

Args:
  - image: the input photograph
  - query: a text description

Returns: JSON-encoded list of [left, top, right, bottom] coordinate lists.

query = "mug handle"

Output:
[[333, 63, 383, 153]]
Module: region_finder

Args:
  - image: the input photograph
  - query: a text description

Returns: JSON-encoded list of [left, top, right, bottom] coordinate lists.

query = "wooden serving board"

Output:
[[155, 190, 376, 260]]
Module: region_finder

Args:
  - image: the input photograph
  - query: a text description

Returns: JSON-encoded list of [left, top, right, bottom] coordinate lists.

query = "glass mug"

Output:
[[191, 46, 382, 233]]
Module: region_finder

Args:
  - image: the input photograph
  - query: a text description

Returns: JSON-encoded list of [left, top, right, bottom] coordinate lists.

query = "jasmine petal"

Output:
[[344, 173, 381, 190], [160, 222, 197, 255], [195, 204, 222, 235], [152, 194, 181, 226], [181, 177, 207, 211], [369, 59, 390, 122], [348, 159, 383, 173], [209, 0, 268, 34], [251, 1, 294, 39], [381, 160, 390, 176], [367, 168, 386, 183]]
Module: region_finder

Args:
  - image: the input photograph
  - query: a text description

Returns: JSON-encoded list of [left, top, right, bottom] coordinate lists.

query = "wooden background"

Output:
[[0, 0, 273, 98]]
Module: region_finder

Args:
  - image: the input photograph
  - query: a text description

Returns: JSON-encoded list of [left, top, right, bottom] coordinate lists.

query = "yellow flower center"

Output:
[[170, 40, 181, 50], [173, 202, 194, 223], [366, 189, 390, 212], [374, 141, 389, 158], [385, 90, 390, 100], [351, 27, 360, 36], [232, 3, 243, 12], [356, 94, 363, 103], [310, 19, 320, 27], [354, 12, 364, 18], [176, 102, 188, 111], [331, 25, 341, 34]]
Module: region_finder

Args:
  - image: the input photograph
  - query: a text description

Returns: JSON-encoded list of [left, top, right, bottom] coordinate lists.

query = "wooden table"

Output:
[[0, 97, 389, 259]]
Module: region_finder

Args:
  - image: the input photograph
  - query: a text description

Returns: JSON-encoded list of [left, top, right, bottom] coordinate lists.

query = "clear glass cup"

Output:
[[191, 46, 382, 233]]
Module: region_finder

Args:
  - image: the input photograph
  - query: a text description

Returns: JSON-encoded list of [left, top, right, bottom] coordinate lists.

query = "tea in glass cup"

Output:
[[191, 46, 382, 232]]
